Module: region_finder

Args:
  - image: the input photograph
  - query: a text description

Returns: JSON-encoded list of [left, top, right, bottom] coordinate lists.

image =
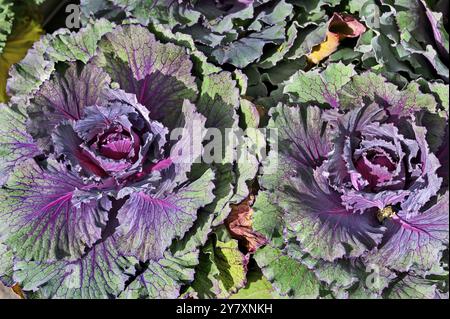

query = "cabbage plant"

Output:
[[0, 19, 256, 299], [0, 0, 448, 301], [255, 62, 449, 299], [349, 0, 449, 86]]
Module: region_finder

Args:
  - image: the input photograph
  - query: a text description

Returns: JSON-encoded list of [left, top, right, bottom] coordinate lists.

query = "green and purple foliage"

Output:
[[256, 62, 449, 298], [81, 0, 294, 68], [0, 0, 448, 299], [0, 20, 257, 298]]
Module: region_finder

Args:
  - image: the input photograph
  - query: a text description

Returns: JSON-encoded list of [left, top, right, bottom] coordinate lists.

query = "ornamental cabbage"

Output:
[[255, 62, 449, 299], [81, 0, 294, 68], [350, 0, 449, 86], [0, 20, 255, 299], [0, 0, 448, 301], [79, 0, 365, 93]]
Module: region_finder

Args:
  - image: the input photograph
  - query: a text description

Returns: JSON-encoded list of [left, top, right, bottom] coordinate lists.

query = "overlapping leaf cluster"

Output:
[[0, 17, 258, 298], [256, 62, 448, 298], [80, 1, 364, 94], [0, 0, 448, 299]]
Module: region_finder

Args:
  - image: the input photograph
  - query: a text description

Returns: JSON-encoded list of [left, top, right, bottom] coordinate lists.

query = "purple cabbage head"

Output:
[[256, 62, 449, 298], [48, 84, 171, 183], [0, 21, 247, 298]]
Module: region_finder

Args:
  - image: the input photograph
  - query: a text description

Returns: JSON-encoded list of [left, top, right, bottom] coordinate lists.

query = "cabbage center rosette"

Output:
[[255, 63, 449, 298], [0, 21, 251, 298], [51, 92, 170, 183]]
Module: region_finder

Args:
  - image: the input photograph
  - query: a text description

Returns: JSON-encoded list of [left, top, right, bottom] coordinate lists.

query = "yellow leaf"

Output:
[[0, 18, 43, 102], [308, 32, 341, 65], [307, 13, 366, 65], [12, 283, 25, 299]]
